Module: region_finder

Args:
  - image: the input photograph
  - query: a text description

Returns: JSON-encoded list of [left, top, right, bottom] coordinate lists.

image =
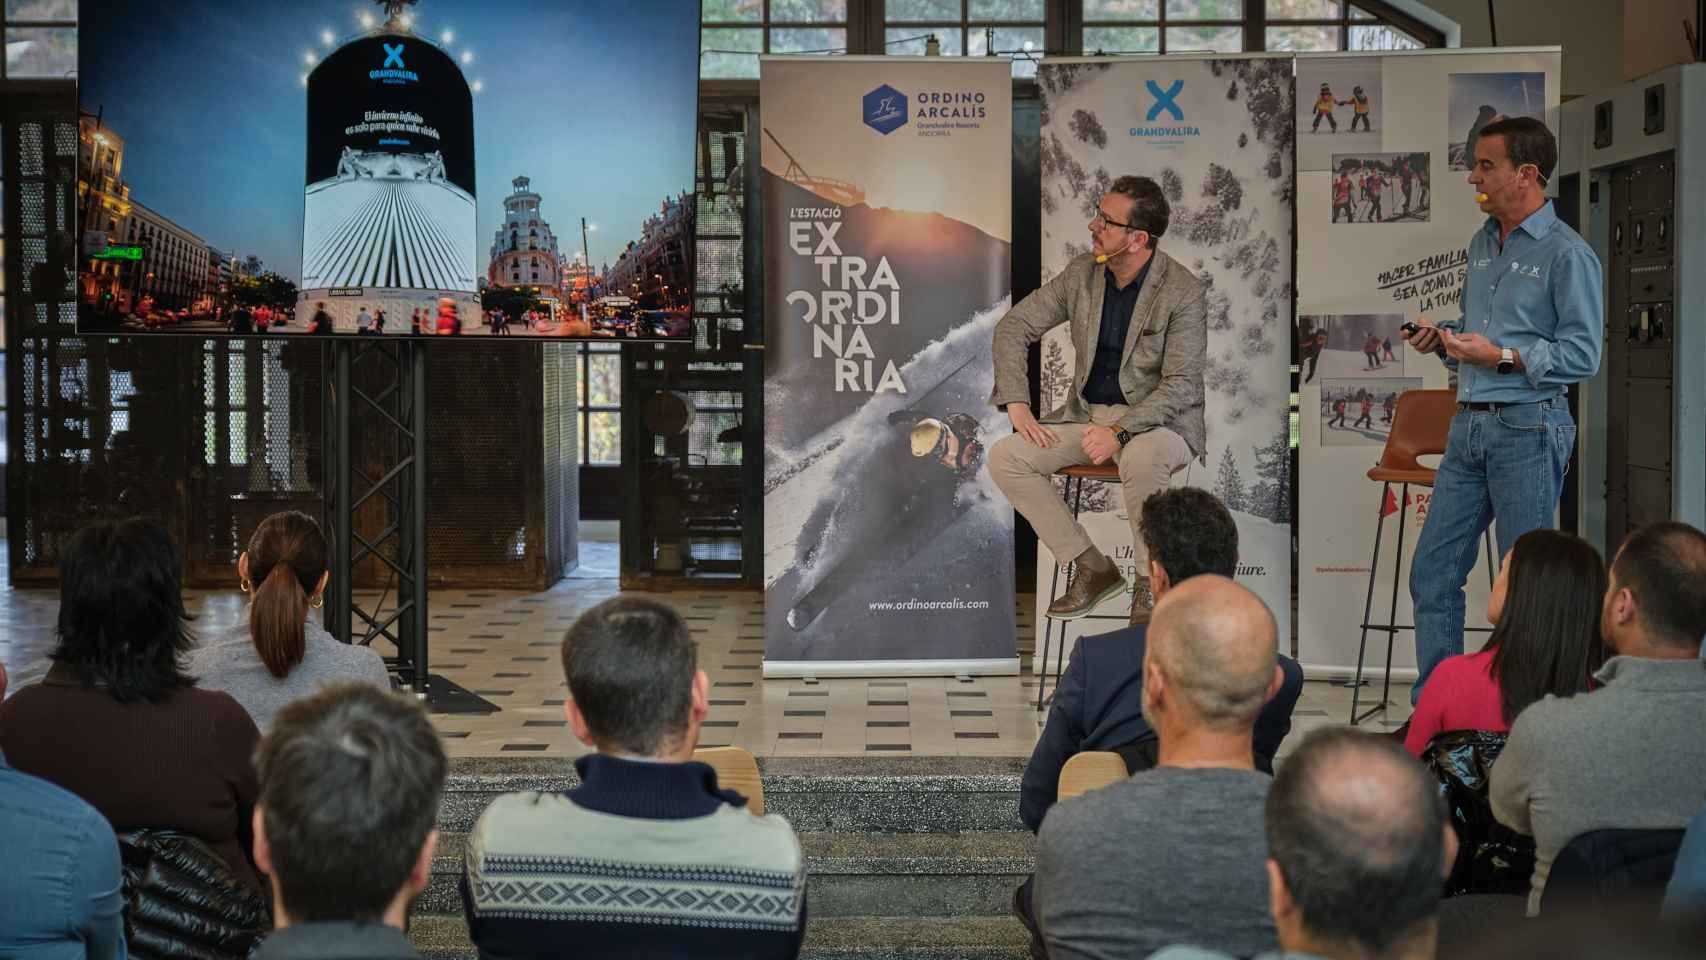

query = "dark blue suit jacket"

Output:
[[1019, 623, 1306, 832]]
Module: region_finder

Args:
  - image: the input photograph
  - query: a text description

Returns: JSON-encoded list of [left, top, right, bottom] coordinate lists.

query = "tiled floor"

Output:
[[0, 537, 1410, 758]]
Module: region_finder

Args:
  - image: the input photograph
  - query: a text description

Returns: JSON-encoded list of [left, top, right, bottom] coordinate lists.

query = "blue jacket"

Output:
[[1020, 624, 1305, 832], [0, 749, 127, 959]]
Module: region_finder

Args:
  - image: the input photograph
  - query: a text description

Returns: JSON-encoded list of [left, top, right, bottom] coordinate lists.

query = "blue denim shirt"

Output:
[[0, 749, 128, 959], [1441, 201, 1603, 403]]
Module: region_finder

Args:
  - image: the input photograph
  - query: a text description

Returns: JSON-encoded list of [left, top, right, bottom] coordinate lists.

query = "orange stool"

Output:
[[1351, 390, 1495, 724]]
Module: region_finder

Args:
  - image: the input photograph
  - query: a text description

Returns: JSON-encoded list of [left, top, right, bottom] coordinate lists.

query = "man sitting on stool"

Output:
[[989, 175, 1208, 625]]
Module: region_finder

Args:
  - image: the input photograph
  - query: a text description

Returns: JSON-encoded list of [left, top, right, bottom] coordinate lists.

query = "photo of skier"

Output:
[[1297, 314, 1408, 378], [1449, 72, 1545, 170], [1330, 153, 1430, 223], [1296, 58, 1381, 170], [1319, 378, 1421, 447]]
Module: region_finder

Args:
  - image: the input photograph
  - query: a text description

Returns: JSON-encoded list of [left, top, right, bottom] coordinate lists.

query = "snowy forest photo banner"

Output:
[[759, 57, 1017, 676], [1294, 49, 1561, 678], [1034, 57, 1296, 659]]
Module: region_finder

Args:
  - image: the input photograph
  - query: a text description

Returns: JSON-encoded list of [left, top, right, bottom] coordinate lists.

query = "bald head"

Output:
[[1266, 728, 1447, 953], [1146, 575, 1278, 731]]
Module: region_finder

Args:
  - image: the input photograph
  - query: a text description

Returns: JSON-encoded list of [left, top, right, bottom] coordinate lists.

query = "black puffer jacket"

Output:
[[1420, 729, 1537, 897], [118, 828, 273, 960]]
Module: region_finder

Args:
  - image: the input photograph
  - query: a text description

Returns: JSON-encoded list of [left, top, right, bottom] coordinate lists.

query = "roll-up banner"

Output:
[[1294, 49, 1562, 680], [1032, 56, 1297, 665], [760, 57, 1017, 678]]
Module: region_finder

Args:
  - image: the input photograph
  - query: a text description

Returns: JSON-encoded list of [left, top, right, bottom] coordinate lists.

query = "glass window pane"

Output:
[[968, 25, 1045, 77], [701, 27, 762, 79], [1350, 4, 1379, 18], [5, 27, 76, 78], [969, 0, 1045, 19], [702, 0, 763, 21], [588, 355, 620, 407], [1165, 24, 1243, 52], [886, 0, 959, 21], [769, 27, 847, 53], [771, 0, 848, 22], [588, 412, 621, 465], [1266, 24, 1341, 51], [1267, 0, 1341, 18], [1166, 0, 1245, 19], [1085, 0, 1160, 20], [1083, 26, 1160, 54], [886, 27, 965, 55], [6, 0, 76, 18], [1350, 23, 1422, 50]]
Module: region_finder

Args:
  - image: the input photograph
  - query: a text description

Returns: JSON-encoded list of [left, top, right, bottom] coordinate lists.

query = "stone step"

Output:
[[408, 914, 1030, 960], [437, 756, 1028, 835], [419, 830, 1037, 918]]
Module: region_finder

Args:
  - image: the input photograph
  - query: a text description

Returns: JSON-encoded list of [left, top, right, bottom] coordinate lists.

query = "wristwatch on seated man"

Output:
[[1114, 428, 1133, 447], [1497, 347, 1516, 375]]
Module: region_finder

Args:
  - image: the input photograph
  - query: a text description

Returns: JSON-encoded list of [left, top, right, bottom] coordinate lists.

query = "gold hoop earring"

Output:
[[310, 594, 325, 609], [240, 578, 254, 596]]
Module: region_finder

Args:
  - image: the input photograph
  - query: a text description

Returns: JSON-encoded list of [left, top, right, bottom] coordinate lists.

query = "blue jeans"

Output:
[[1409, 399, 1575, 703]]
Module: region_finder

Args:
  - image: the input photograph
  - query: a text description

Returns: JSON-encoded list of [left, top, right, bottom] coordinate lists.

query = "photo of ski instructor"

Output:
[[1401, 116, 1603, 707], [989, 175, 1208, 626]]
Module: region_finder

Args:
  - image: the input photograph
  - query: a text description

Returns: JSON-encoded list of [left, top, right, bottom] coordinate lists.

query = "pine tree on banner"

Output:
[[1249, 411, 1292, 524], [1216, 449, 1249, 513]]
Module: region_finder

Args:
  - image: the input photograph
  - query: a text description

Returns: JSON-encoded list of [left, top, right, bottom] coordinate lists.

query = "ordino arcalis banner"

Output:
[[760, 56, 1015, 677]]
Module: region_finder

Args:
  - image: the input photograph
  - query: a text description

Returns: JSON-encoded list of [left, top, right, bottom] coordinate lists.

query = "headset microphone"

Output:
[[1095, 235, 1140, 265]]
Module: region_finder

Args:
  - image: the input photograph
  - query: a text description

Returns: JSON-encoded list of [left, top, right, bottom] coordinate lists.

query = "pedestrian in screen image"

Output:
[[1382, 392, 1397, 425], [357, 306, 374, 335], [436, 298, 459, 336], [374, 310, 386, 335], [229, 305, 254, 335], [411, 308, 422, 336], [1366, 169, 1386, 222], [1332, 172, 1356, 224], [1354, 393, 1375, 430], [1383, 336, 1397, 362], [1311, 82, 1340, 133], [1363, 333, 1383, 369], [1329, 395, 1348, 429], [310, 302, 333, 335], [1301, 329, 1326, 384], [1399, 157, 1416, 216], [1344, 84, 1372, 132]]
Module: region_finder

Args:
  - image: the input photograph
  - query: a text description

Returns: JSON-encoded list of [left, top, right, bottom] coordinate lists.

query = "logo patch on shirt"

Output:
[[1507, 261, 1543, 279]]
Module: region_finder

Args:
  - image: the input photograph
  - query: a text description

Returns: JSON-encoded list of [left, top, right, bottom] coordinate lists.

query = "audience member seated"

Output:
[[1033, 576, 1284, 960], [0, 656, 128, 959], [1021, 487, 1304, 833], [1492, 521, 1706, 915], [1662, 804, 1706, 918], [250, 683, 446, 960], [1404, 529, 1603, 758], [0, 519, 264, 890], [191, 511, 390, 731], [1149, 727, 1457, 960], [461, 597, 807, 959]]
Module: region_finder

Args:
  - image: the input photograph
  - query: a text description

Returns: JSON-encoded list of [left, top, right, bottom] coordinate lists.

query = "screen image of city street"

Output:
[[76, 0, 700, 339]]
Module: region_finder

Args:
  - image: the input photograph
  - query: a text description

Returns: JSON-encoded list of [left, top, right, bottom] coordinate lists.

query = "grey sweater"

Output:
[[190, 618, 392, 731], [1491, 654, 1706, 915], [1035, 766, 1277, 960]]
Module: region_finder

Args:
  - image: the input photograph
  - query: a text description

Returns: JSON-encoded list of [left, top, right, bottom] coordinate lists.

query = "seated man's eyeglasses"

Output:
[[1092, 208, 1140, 231]]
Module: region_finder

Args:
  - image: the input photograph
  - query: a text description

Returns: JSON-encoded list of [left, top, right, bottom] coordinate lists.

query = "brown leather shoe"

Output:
[[1047, 561, 1126, 620], [1128, 576, 1155, 626]]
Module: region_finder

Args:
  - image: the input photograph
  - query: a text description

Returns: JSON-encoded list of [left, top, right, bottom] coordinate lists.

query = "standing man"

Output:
[[989, 176, 1207, 625], [1402, 116, 1603, 703]]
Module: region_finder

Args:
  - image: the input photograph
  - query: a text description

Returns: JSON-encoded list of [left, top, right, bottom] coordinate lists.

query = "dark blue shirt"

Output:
[[0, 749, 128, 959], [1082, 260, 1152, 406]]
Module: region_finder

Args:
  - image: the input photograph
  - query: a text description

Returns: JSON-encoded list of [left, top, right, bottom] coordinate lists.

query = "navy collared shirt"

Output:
[[1442, 200, 1603, 403], [1082, 259, 1152, 406]]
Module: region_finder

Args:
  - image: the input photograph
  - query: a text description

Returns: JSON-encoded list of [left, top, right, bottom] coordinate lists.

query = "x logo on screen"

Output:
[[1145, 80, 1184, 122], [383, 43, 406, 68]]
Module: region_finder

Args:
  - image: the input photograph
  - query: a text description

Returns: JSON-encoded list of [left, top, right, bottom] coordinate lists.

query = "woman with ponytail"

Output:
[[192, 511, 390, 730]]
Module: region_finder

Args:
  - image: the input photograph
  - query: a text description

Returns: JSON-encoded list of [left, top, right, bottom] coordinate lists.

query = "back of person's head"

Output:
[[52, 517, 195, 702], [1138, 487, 1239, 586], [1487, 529, 1605, 723], [1266, 728, 1449, 956], [244, 511, 329, 679], [1606, 521, 1706, 653], [561, 596, 698, 755], [254, 683, 445, 924], [1144, 575, 1276, 733]]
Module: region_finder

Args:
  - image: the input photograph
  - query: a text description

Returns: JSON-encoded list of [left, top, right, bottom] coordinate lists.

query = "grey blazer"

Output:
[[990, 250, 1208, 458]]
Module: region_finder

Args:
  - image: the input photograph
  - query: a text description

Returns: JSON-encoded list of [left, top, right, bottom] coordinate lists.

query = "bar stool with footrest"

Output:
[[1035, 462, 1131, 711], [1351, 389, 1496, 725]]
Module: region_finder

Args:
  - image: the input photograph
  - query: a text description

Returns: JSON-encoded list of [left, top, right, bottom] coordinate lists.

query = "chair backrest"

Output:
[[1058, 750, 1128, 801], [1541, 827, 1687, 917], [694, 745, 764, 815], [1420, 730, 1536, 897], [1378, 389, 1458, 473], [117, 828, 271, 959]]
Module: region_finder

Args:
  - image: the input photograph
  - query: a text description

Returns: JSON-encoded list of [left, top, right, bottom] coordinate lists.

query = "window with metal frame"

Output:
[[578, 340, 621, 465], [1264, 1, 1424, 52], [3, 0, 76, 80], [702, 0, 852, 79], [885, 0, 1047, 77]]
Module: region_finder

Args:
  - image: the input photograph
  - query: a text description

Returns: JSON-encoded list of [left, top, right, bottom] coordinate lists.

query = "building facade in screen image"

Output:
[[302, 26, 478, 331]]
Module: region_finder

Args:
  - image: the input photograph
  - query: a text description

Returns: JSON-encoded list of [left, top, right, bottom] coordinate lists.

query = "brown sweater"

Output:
[[0, 664, 264, 889]]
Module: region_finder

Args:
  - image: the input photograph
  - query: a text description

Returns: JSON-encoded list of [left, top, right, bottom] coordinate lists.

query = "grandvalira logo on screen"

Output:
[[1131, 79, 1200, 140], [370, 42, 419, 85]]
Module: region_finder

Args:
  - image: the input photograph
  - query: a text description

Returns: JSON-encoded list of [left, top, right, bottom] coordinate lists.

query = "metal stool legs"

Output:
[[1036, 476, 1084, 712], [1350, 483, 1498, 725]]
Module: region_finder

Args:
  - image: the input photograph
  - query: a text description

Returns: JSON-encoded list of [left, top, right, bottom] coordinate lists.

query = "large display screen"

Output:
[[77, 0, 701, 340]]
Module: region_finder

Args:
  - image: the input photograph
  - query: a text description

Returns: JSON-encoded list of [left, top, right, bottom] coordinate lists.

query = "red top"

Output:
[[1404, 649, 1509, 757]]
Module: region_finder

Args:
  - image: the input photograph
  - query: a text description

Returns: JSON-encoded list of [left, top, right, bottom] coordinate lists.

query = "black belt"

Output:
[[1457, 398, 1555, 412]]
